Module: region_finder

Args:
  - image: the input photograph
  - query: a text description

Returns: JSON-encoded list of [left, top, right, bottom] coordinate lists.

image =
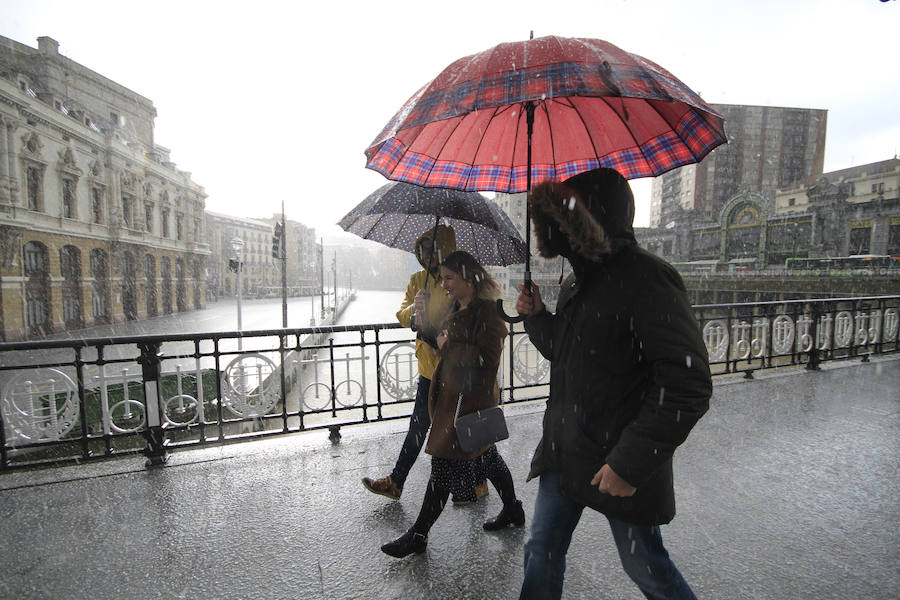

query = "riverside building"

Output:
[[0, 35, 209, 340]]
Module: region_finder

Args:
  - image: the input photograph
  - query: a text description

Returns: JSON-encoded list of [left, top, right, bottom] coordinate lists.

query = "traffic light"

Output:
[[272, 222, 284, 259]]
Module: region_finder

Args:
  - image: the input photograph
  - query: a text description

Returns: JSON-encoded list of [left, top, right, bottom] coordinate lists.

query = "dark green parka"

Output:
[[524, 168, 712, 526]]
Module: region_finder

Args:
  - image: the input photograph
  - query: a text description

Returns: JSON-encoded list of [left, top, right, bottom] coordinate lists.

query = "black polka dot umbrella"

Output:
[[338, 181, 526, 267]]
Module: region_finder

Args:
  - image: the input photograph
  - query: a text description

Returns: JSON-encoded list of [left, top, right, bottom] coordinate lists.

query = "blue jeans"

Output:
[[390, 376, 431, 487], [520, 471, 697, 600]]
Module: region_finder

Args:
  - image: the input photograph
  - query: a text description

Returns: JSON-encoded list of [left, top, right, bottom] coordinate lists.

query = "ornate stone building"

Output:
[[775, 158, 900, 257], [637, 157, 900, 267], [0, 36, 209, 340]]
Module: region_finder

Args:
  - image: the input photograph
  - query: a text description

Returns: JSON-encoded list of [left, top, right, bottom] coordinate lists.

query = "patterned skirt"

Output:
[[430, 445, 503, 502]]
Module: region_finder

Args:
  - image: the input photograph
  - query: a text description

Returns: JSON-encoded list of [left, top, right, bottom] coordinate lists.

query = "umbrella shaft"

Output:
[[524, 101, 535, 287]]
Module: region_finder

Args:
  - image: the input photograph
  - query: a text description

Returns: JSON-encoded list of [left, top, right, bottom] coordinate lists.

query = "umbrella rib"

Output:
[[393, 212, 421, 249], [358, 213, 387, 241], [466, 104, 509, 190], [642, 99, 690, 167], [538, 99, 559, 177], [647, 99, 713, 164], [597, 95, 643, 168], [544, 96, 604, 178], [630, 97, 704, 170], [423, 118, 472, 189]]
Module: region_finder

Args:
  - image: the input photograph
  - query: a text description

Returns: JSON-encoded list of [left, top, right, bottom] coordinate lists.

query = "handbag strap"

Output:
[[453, 379, 504, 424]]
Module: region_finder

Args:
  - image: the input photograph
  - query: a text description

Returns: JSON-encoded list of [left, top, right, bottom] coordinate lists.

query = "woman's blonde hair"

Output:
[[441, 251, 502, 301]]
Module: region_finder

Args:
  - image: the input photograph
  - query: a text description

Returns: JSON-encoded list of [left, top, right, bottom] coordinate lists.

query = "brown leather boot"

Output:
[[361, 475, 402, 500]]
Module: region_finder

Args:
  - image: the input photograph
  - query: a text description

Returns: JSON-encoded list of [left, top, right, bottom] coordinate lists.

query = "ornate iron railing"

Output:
[[694, 295, 899, 375], [0, 295, 896, 471]]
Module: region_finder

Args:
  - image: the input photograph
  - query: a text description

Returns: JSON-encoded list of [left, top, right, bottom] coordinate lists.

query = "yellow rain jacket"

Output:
[[396, 225, 456, 379]]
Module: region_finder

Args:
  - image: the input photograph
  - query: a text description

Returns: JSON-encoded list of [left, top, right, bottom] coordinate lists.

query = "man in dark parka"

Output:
[[515, 168, 711, 600]]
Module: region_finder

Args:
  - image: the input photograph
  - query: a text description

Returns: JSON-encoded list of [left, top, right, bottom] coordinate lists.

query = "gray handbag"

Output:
[[454, 393, 509, 453]]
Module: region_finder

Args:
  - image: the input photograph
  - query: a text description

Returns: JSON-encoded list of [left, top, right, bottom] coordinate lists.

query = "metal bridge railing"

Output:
[[0, 295, 896, 471]]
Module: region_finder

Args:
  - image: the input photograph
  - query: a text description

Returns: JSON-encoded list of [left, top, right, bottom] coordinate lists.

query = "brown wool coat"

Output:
[[425, 297, 507, 460]]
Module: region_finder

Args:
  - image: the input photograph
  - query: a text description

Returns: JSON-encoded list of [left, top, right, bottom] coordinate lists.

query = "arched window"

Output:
[[192, 260, 202, 310], [23, 242, 51, 336], [144, 254, 157, 318], [175, 258, 185, 312], [160, 257, 172, 314], [90, 248, 109, 324], [60, 245, 83, 329], [122, 251, 137, 321]]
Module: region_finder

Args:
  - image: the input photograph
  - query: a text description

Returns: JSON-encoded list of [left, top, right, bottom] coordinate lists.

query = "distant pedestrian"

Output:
[[515, 168, 712, 599], [362, 226, 487, 504], [381, 251, 524, 558]]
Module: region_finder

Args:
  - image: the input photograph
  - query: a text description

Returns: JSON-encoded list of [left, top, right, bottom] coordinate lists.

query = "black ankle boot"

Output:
[[483, 499, 525, 531], [381, 530, 427, 558]]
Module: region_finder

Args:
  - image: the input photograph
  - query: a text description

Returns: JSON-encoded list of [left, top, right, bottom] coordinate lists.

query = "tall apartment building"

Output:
[[0, 36, 209, 340], [650, 104, 827, 228]]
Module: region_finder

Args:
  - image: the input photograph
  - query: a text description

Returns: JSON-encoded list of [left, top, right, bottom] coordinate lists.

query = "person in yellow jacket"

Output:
[[362, 225, 486, 503]]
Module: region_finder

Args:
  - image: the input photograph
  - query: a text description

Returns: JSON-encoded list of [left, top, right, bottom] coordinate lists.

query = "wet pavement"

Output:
[[0, 357, 897, 600]]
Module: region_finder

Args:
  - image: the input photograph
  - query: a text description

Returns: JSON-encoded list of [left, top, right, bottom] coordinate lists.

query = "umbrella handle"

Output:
[[497, 299, 526, 323], [497, 274, 531, 324]]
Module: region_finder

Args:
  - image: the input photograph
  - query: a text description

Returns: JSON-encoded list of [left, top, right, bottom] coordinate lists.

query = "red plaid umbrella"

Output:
[[365, 35, 725, 192], [365, 35, 726, 320]]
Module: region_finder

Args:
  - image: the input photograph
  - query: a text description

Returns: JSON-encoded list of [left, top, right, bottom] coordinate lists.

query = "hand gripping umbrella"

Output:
[[338, 181, 526, 270], [365, 34, 727, 321]]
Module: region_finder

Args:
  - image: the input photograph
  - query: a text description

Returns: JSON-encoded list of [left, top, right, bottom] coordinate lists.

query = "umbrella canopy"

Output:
[[338, 181, 526, 267], [365, 35, 726, 193]]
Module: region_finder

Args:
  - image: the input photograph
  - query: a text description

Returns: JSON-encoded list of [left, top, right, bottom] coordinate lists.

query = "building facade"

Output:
[[650, 104, 827, 228], [637, 158, 900, 267], [0, 36, 209, 341], [205, 212, 279, 298], [257, 215, 319, 294], [774, 158, 900, 257]]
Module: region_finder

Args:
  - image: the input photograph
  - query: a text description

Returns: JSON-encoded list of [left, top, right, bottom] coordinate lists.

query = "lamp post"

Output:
[[309, 264, 316, 326], [319, 238, 325, 320], [231, 237, 245, 351]]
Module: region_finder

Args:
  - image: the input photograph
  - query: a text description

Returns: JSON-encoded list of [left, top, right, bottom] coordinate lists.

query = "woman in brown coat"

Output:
[[381, 251, 525, 558]]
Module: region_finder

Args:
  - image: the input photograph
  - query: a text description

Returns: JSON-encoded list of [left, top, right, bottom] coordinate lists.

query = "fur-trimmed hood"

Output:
[[529, 168, 636, 264]]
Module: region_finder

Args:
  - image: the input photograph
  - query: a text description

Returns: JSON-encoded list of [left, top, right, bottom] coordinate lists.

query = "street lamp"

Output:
[[230, 237, 245, 350], [319, 239, 325, 320]]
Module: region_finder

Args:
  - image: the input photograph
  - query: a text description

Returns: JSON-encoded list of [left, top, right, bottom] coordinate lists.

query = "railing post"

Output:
[[138, 341, 168, 466], [329, 424, 342, 443], [507, 323, 516, 403], [328, 337, 337, 418], [806, 303, 821, 371]]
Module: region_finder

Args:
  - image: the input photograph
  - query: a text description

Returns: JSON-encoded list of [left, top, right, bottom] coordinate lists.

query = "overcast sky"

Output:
[[3, 0, 898, 243]]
